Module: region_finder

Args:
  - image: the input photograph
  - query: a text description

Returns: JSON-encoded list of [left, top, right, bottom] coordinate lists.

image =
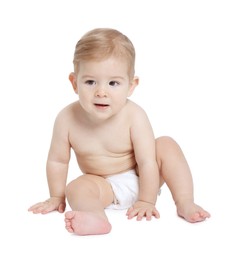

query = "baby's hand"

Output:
[[28, 197, 66, 214], [126, 200, 160, 221]]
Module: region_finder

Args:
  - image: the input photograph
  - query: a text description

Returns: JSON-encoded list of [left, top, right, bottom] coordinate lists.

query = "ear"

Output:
[[128, 76, 139, 97], [69, 72, 78, 94]]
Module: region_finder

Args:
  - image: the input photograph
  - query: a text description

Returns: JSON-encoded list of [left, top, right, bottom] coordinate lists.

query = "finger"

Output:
[[127, 208, 139, 219], [145, 210, 153, 221], [153, 209, 160, 219], [33, 202, 55, 214], [33, 205, 46, 214], [41, 203, 58, 214], [136, 209, 146, 221], [28, 202, 43, 211], [126, 206, 133, 216], [58, 203, 66, 213], [136, 214, 144, 221]]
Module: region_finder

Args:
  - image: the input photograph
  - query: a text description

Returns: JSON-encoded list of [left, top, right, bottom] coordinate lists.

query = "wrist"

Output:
[[49, 196, 65, 201], [137, 199, 156, 205]]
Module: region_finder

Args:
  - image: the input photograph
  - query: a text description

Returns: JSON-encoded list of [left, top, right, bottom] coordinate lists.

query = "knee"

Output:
[[65, 178, 85, 199], [65, 176, 100, 199], [155, 136, 171, 166], [155, 136, 181, 161], [156, 136, 178, 150], [65, 179, 76, 199]]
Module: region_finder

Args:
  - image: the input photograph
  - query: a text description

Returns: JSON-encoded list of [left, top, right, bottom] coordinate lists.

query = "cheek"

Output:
[[78, 87, 91, 97], [78, 90, 89, 103], [113, 92, 128, 106]]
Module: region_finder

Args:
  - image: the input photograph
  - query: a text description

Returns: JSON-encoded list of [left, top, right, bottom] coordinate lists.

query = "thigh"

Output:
[[67, 174, 114, 207]]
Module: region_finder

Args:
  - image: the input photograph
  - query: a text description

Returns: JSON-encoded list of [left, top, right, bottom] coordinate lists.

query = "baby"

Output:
[[28, 28, 210, 235]]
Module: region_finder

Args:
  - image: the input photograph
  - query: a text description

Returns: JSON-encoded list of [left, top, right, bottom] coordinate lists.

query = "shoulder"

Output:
[[125, 99, 149, 120], [124, 100, 153, 134], [126, 99, 146, 114], [56, 101, 78, 118], [53, 101, 79, 127], [122, 100, 152, 132]]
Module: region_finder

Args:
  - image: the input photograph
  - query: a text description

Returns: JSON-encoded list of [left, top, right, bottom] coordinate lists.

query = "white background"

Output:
[[0, 0, 240, 259]]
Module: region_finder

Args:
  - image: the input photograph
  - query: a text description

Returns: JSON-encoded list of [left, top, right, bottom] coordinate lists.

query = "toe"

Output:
[[65, 211, 75, 219]]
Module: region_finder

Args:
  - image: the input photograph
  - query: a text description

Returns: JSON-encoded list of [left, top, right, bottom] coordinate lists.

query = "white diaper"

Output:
[[106, 169, 139, 210]]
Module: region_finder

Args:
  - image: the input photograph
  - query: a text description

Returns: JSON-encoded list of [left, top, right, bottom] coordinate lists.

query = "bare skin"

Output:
[[155, 136, 210, 223], [65, 211, 111, 235], [28, 56, 210, 236]]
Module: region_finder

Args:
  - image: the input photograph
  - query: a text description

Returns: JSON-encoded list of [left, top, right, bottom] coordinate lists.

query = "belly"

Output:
[[75, 152, 136, 177]]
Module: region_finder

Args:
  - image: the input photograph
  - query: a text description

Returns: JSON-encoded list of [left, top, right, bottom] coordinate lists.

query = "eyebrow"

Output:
[[109, 76, 126, 81], [81, 75, 126, 81], [81, 75, 95, 79]]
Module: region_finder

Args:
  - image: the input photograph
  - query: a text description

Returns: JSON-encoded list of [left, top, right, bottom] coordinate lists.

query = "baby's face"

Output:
[[74, 56, 136, 121]]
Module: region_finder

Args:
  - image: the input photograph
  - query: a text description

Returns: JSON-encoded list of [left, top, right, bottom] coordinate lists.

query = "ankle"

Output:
[[175, 196, 194, 208]]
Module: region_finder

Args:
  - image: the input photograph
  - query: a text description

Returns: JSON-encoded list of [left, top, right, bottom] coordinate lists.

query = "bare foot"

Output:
[[64, 211, 112, 235], [176, 202, 211, 223]]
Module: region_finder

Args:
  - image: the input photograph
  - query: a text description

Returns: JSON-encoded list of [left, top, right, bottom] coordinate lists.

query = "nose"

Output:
[[95, 85, 107, 98]]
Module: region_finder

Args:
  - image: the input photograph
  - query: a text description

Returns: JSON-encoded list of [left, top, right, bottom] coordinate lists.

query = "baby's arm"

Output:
[[127, 105, 160, 220], [28, 110, 71, 214]]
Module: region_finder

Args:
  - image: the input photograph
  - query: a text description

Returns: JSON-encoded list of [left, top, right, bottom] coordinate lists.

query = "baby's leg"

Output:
[[64, 174, 114, 235], [156, 136, 210, 222]]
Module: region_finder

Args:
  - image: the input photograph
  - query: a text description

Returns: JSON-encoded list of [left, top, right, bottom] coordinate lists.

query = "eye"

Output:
[[109, 81, 120, 87], [85, 80, 96, 86]]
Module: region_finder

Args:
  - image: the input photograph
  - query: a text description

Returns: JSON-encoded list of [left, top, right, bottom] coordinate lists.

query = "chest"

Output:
[[69, 121, 132, 156]]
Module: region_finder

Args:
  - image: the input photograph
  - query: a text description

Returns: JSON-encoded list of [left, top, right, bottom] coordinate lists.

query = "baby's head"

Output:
[[73, 28, 136, 79]]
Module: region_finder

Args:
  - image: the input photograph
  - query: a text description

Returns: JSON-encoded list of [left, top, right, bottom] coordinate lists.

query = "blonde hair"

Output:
[[73, 28, 136, 78]]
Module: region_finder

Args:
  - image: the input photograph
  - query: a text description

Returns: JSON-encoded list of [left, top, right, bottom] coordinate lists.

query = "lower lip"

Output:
[[94, 104, 110, 110]]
